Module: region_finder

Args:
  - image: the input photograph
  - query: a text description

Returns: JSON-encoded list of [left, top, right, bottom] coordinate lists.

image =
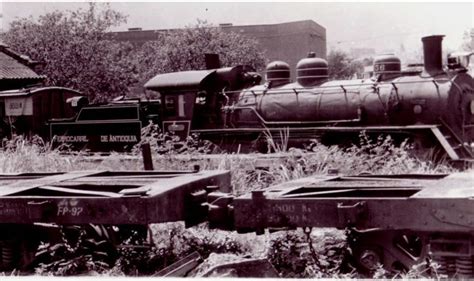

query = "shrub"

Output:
[[267, 229, 351, 278]]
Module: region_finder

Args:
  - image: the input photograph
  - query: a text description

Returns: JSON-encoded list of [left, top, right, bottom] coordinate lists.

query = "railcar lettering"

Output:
[[54, 135, 89, 142], [107, 135, 138, 142], [57, 206, 84, 216], [0, 208, 23, 216], [268, 213, 308, 224], [271, 204, 296, 213], [9, 102, 22, 110], [0, 202, 24, 217], [302, 204, 312, 213], [374, 64, 385, 72]]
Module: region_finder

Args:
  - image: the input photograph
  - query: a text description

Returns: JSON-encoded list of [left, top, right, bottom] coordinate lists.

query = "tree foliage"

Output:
[[135, 20, 267, 83], [3, 6, 266, 101], [461, 29, 473, 52], [327, 50, 362, 80], [2, 3, 136, 102]]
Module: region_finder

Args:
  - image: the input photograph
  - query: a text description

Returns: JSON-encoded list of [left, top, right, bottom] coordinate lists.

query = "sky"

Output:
[[0, 1, 473, 55]]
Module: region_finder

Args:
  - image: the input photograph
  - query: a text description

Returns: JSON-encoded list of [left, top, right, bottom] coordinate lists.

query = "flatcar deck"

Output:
[[221, 173, 474, 233], [0, 169, 230, 225]]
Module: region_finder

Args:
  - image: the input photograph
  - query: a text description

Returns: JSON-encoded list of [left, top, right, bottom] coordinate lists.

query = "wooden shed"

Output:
[[0, 86, 83, 140]]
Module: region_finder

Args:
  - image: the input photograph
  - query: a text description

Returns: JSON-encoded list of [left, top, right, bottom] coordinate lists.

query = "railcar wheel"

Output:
[[348, 229, 428, 276], [31, 224, 127, 274], [0, 224, 42, 272]]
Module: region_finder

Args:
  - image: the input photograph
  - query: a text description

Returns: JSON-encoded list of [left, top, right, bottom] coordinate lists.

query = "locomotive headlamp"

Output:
[[447, 51, 473, 70], [413, 104, 423, 114]]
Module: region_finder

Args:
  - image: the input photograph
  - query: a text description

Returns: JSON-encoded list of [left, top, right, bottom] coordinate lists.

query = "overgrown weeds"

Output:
[[267, 229, 352, 278], [133, 123, 217, 155]]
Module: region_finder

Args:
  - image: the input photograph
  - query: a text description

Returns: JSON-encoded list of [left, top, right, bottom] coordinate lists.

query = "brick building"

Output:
[[109, 20, 327, 79]]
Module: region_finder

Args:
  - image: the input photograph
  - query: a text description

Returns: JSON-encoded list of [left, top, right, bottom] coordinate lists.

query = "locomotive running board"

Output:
[[195, 124, 441, 134]]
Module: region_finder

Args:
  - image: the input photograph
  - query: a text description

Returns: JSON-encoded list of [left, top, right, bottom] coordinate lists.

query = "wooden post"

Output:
[[141, 143, 154, 171]]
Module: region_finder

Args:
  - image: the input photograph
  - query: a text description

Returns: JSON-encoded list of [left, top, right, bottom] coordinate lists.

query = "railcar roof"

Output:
[[144, 69, 216, 91], [0, 86, 82, 97]]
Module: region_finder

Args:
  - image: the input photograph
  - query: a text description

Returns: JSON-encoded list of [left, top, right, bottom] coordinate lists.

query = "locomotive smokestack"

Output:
[[422, 35, 445, 75]]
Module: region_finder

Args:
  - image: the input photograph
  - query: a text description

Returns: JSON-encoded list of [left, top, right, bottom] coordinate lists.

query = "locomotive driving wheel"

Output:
[[347, 229, 428, 276]]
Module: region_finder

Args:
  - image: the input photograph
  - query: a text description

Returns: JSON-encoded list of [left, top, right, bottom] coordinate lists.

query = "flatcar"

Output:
[[0, 168, 472, 277]]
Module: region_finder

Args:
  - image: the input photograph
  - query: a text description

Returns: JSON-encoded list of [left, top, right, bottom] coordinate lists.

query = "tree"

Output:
[[327, 50, 360, 80], [2, 3, 137, 102], [135, 20, 267, 84], [460, 28, 474, 52]]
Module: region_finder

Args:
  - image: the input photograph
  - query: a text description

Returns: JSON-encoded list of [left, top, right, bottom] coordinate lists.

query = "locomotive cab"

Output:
[[144, 65, 261, 139]]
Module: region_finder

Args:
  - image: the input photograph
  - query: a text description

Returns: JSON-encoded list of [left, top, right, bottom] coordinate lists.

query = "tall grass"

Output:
[[0, 134, 456, 192], [263, 127, 290, 153]]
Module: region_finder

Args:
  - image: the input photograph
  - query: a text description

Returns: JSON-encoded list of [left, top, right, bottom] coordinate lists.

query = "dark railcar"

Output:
[[0, 86, 82, 140], [49, 99, 161, 151]]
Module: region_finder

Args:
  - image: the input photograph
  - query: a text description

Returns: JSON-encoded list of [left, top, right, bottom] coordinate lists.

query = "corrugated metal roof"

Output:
[[0, 86, 83, 97], [0, 51, 45, 80]]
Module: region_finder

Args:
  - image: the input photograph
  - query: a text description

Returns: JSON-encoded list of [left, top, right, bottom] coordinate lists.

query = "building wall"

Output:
[[109, 20, 326, 80]]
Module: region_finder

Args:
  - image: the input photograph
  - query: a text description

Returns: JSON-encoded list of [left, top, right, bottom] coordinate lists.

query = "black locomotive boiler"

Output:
[[143, 35, 474, 161]]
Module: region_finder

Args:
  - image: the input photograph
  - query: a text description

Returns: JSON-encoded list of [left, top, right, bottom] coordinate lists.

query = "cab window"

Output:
[[164, 96, 177, 116]]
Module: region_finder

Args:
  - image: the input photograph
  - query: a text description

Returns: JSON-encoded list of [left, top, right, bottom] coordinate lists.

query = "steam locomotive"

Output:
[[10, 35, 473, 161], [141, 34, 474, 160]]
